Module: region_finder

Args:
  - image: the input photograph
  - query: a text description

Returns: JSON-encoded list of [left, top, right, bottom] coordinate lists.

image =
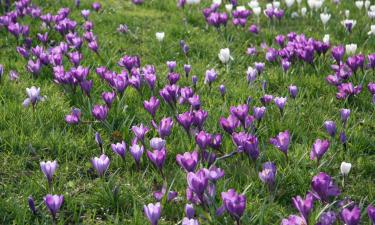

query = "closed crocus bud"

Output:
[[324, 121, 337, 137], [219, 84, 226, 97], [270, 130, 290, 157], [155, 32, 165, 42], [340, 132, 347, 144], [28, 196, 37, 214], [91, 154, 110, 177], [317, 211, 336, 225], [147, 148, 166, 170], [92, 105, 108, 121], [259, 161, 276, 186], [129, 140, 144, 166], [0, 64, 3, 80], [340, 206, 361, 225], [150, 137, 166, 150], [102, 92, 116, 107], [340, 109, 351, 125], [40, 160, 58, 185], [274, 97, 287, 113], [184, 64, 191, 78], [253, 106, 266, 120], [176, 112, 193, 133], [185, 204, 195, 219], [166, 61, 177, 72], [111, 141, 126, 159], [218, 48, 232, 64], [92, 2, 102, 11], [155, 117, 173, 138], [289, 85, 298, 99], [44, 194, 64, 219], [310, 139, 330, 162], [95, 132, 103, 149], [144, 202, 161, 225], [81, 9, 90, 20], [192, 75, 198, 87], [340, 162, 352, 175], [368, 205, 375, 224]]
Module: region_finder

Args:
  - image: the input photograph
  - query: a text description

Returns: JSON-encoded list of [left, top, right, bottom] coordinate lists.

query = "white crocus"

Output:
[[364, 1, 370, 9], [301, 7, 307, 17], [155, 32, 165, 42], [320, 13, 331, 25], [213, 0, 222, 5], [368, 10, 375, 19], [296, 0, 302, 5], [345, 43, 357, 55], [253, 7, 261, 16], [218, 48, 232, 64], [225, 4, 233, 12], [345, 10, 350, 18], [355, 1, 364, 10], [291, 12, 299, 18], [323, 34, 330, 44], [368, 25, 375, 35], [340, 162, 352, 175], [285, 0, 295, 8], [248, 0, 259, 9], [236, 6, 246, 11], [186, 0, 200, 5], [273, 1, 280, 8]]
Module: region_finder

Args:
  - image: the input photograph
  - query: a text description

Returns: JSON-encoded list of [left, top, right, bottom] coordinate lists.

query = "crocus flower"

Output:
[[332, 45, 345, 63], [185, 204, 195, 219], [289, 85, 298, 99], [340, 162, 352, 175], [220, 115, 239, 134], [44, 194, 64, 219], [218, 48, 232, 64], [132, 124, 149, 143], [155, 32, 165, 42], [27, 59, 41, 75], [144, 96, 160, 118], [177, 112, 193, 134], [368, 205, 375, 224], [340, 206, 361, 225], [270, 130, 290, 157], [102, 92, 116, 107], [258, 162, 276, 186], [65, 108, 81, 124], [95, 132, 103, 150], [311, 172, 340, 202], [221, 189, 246, 222], [274, 97, 287, 113], [316, 211, 336, 225], [292, 193, 314, 221], [40, 160, 58, 185], [281, 215, 306, 225], [144, 202, 161, 225], [129, 140, 144, 166], [195, 131, 211, 150], [23, 86, 44, 109], [182, 218, 199, 225], [111, 141, 126, 159], [176, 151, 199, 172], [187, 170, 208, 197], [91, 154, 110, 177], [340, 109, 350, 125], [204, 69, 217, 86], [253, 106, 266, 121], [0, 64, 3, 80], [324, 121, 337, 137], [28, 196, 36, 214], [147, 148, 166, 171], [219, 84, 226, 97], [150, 137, 166, 150], [310, 139, 330, 162], [230, 104, 248, 126], [81, 9, 90, 20], [92, 105, 108, 121]]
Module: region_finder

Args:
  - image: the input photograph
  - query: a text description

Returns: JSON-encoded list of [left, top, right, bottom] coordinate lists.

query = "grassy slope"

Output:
[[0, 0, 374, 224]]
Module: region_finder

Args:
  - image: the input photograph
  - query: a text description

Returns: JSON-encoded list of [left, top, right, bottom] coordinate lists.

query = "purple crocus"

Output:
[[144, 96, 160, 118], [270, 130, 291, 157], [65, 108, 81, 124], [311, 172, 340, 202], [129, 140, 144, 166], [274, 97, 287, 114], [92, 2, 102, 11], [340, 109, 350, 125], [253, 106, 266, 121], [340, 206, 361, 225], [92, 105, 108, 121], [219, 84, 226, 97], [102, 92, 116, 107], [281, 215, 306, 225], [367, 205, 375, 224], [150, 138, 166, 151], [147, 148, 166, 171], [187, 170, 208, 197], [28, 196, 36, 214], [316, 211, 336, 225], [111, 141, 126, 159], [91, 154, 110, 177], [185, 204, 195, 219], [292, 193, 314, 221], [324, 121, 337, 137], [166, 61, 176, 72], [176, 111, 193, 134], [258, 162, 276, 186], [176, 151, 199, 172], [289, 85, 298, 99], [195, 131, 211, 150], [204, 69, 217, 86], [332, 45, 345, 63], [184, 64, 191, 78], [143, 202, 161, 225], [40, 160, 58, 185], [310, 139, 330, 162], [221, 189, 246, 223], [44, 194, 64, 219], [220, 115, 239, 134], [182, 218, 198, 225], [153, 117, 173, 138], [230, 104, 249, 126], [132, 124, 149, 143]]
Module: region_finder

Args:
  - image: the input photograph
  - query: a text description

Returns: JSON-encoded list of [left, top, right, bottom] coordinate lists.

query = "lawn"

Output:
[[0, 0, 374, 224]]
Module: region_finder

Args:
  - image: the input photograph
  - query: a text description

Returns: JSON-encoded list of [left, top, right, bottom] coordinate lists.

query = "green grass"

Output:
[[0, 0, 374, 224]]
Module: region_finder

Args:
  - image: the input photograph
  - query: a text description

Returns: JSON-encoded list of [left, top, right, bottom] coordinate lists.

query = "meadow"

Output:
[[0, 0, 374, 224]]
